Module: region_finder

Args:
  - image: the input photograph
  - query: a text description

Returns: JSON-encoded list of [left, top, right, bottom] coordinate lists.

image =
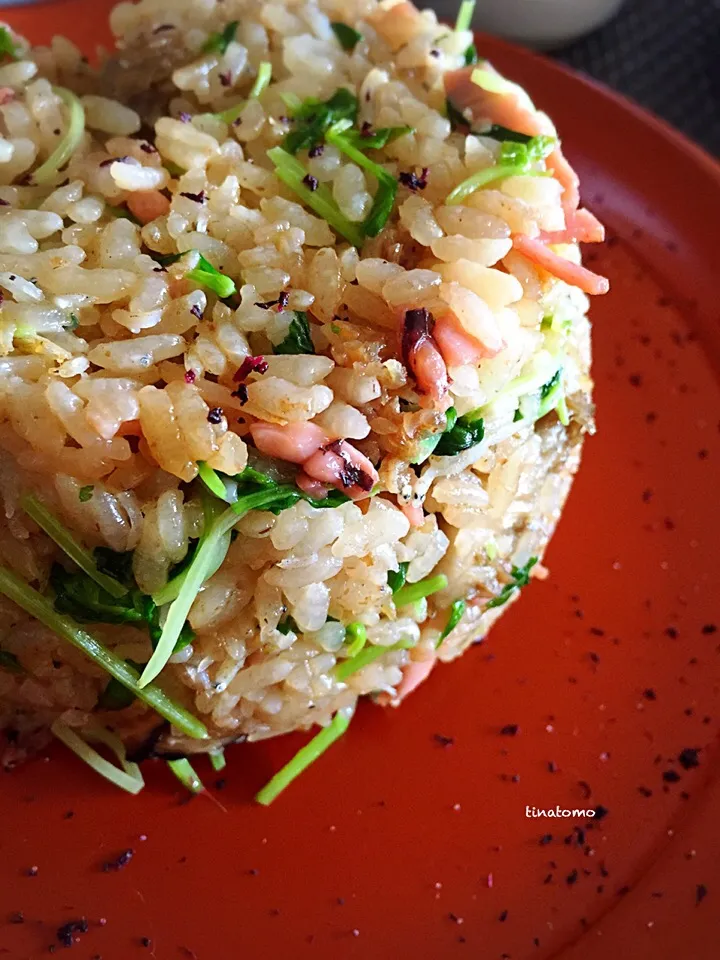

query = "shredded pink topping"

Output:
[[513, 234, 609, 296]]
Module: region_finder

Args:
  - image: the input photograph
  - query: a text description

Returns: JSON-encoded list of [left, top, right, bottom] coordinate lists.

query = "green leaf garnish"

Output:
[[393, 574, 448, 608], [277, 615, 299, 636], [267, 146, 365, 247], [255, 706, 354, 805], [0, 26, 19, 60], [0, 649, 24, 674], [434, 411, 484, 456], [283, 88, 358, 155], [0, 565, 206, 738], [198, 461, 233, 501], [331, 22, 363, 51], [186, 253, 236, 299], [168, 757, 205, 793], [52, 721, 145, 794], [21, 495, 127, 599], [464, 43, 479, 66], [78, 485, 94, 503], [97, 659, 144, 711], [202, 20, 239, 55], [274, 311, 315, 355], [387, 561, 409, 594], [486, 557, 538, 609], [437, 599, 466, 646], [446, 134, 555, 205], [210, 748, 226, 772], [482, 125, 535, 144], [537, 368, 563, 419], [64, 313, 80, 331], [32, 87, 85, 186]]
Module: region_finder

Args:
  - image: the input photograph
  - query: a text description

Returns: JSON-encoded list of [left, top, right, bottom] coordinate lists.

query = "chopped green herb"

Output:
[[198, 461, 232, 501], [325, 118, 399, 237], [434, 411, 484, 456], [485, 538, 498, 561], [274, 311, 315, 355], [335, 638, 415, 681], [486, 557, 538, 609], [216, 60, 272, 124], [168, 757, 205, 793], [331, 22, 363, 51], [387, 561, 409, 594], [513, 407, 523, 422], [202, 20, 239, 55], [340, 125, 413, 151], [210, 748, 226, 772], [283, 88, 358, 155], [32, 87, 85, 185], [412, 407, 458, 464], [464, 43, 479, 66], [153, 252, 185, 268], [393, 574, 448, 608], [446, 134, 555, 205], [0, 566, 207, 737], [249, 61, 272, 99], [455, 0, 476, 32], [78, 485, 94, 503], [499, 135, 555, 166], [537, 368, 563, 419], [0, 26, 19, 60], [363, 177, 397, 238], [482, 125, 534, 144], [21, 495, 127, 599], [0, 649, 24, 674], [141, 483, 335, 688], [64, 313, 80, 331], [52, 720, 145, 794], [255, 706, 354, 805], [267, 146, 365, 247], [345, 621, 367, 657], [437, 599, 466, 646], [186, 253, 236, 299], [277, 615, 299, 636], [540, 314, 554, 330], [97, 659, 144, 711], [50, 563, 193, 653]]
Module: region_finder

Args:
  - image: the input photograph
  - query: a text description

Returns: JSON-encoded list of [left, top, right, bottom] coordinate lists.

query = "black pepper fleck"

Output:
[[678, 748, 700, 770], [499, 724, 519, 736], [207, 407, 224, 424]]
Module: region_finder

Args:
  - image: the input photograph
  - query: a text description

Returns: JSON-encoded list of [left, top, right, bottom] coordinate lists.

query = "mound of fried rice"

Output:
[[0, 0, 605, 776]]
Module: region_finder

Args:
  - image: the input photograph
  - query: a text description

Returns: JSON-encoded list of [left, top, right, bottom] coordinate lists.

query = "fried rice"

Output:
[[0, 0, 606, 797]]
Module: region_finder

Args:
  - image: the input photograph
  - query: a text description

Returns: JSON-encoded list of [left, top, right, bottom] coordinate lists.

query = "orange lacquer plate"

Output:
[[1, 3, 719, 959]]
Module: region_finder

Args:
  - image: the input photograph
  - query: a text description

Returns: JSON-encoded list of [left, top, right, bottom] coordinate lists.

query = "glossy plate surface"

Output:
[[1, 3, 719, 958]]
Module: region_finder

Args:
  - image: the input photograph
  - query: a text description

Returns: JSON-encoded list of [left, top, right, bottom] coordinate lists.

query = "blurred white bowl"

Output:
[[434, 0, 626, 49]]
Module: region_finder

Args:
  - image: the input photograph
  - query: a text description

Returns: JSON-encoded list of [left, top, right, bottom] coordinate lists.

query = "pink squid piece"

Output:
[[401, 308, 449, 409], [303, 440, 379, 500], [433, 312, 498, 368], [249, 421, 328, 465]]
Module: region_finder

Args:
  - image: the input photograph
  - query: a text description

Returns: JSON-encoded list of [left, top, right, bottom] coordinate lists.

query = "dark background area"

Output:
[[553, 0, 720, 155]]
